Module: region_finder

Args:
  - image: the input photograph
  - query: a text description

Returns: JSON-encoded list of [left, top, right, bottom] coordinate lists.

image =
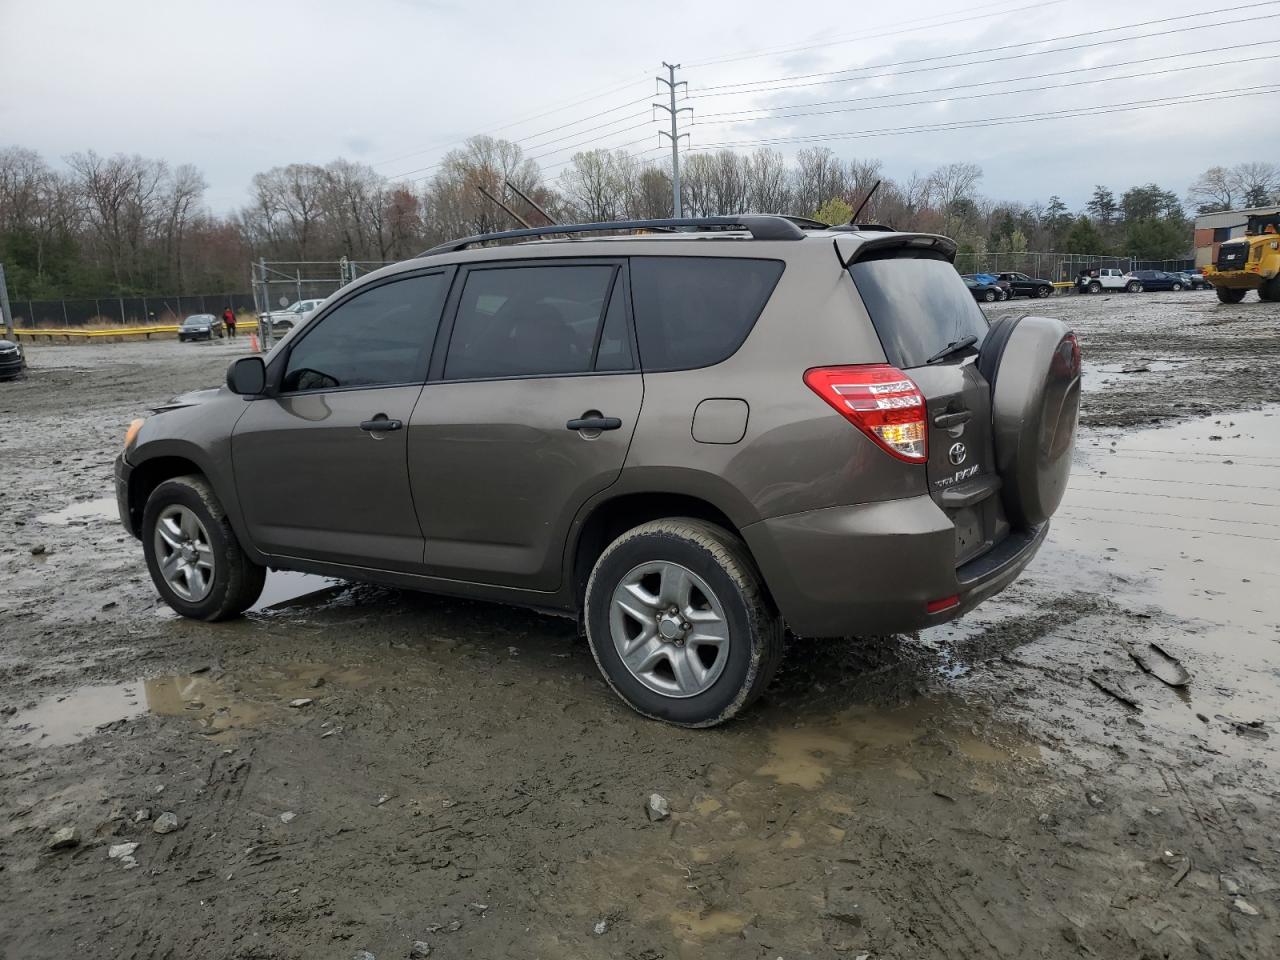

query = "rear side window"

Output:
[[445, 264, 618, 379], [282, 273, 447, 392], [847, 252, 988, 369], [629, 257, 784, 372]]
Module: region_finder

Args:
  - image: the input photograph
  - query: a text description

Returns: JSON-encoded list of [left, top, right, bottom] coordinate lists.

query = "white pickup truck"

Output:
[[1076, 268, 1141, 293]]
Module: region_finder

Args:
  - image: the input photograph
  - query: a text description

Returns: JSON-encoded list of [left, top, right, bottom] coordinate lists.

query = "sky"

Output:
[[3, 0, 1279, 215]]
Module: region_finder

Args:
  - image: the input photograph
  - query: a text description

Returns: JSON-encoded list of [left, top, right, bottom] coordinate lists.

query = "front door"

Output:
[[408, 260, 642, 591], [232, 270, 451, 571]]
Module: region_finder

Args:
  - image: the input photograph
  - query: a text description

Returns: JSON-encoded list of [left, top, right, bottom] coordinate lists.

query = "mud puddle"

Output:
[[35, 497, 117, 525], [250, 570, 345, 612], [6, 663, 369, 748]]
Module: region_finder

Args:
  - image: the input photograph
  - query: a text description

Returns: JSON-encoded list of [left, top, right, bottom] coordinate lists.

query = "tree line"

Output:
[[2, 140, 1276, 300]]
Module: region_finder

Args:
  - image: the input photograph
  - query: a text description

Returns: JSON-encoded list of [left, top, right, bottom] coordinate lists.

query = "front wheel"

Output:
[[1036, 284, 1052, 298], [1127, 281, 1143, 293], [1171, 283, 1183, 292], [142, 475, 265, 621], [984, 290, 997, 302], [1216, 286, 1248, 304], [1257, 277, 1280, 302], [584, 518, 783, 727], [1088, 281, 1102, 294]]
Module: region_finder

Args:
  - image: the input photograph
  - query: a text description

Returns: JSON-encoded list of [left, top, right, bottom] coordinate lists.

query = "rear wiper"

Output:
[[926, 335, 979, 365]]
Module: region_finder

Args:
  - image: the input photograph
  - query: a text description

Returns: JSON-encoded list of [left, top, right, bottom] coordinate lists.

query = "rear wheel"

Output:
[[1216, 286, 1248, 304], [142, 475, 265, 621], [1171, 283, 1183, 292], [1127, 281, 1142, 293], [983, 290, 997, 302], [584, 518, 783, 727], [1258, 277, 1280, 302], [1036, 284, 1052, 298]]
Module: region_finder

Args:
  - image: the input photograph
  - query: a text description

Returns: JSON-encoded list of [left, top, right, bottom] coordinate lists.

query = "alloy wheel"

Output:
[[609, 560, 729, 698], [153, 504, 215, 602]]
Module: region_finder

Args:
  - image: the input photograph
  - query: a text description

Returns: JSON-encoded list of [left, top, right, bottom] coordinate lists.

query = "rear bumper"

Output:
[[1205, 270, 1267, 289], [742, 495, 1048, 637]]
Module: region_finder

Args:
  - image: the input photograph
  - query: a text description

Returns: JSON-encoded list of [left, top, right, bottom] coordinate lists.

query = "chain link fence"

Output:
[[954, 251, 1195, 282], [11, 293, 257, 329], [252, 258, 394, 346]]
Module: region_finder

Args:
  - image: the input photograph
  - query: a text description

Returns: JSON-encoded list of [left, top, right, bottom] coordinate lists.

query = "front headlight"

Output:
[[124, 418, 145, 452]]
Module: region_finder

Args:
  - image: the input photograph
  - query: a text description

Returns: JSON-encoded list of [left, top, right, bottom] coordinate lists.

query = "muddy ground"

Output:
[[1, 290, 1278, 959]]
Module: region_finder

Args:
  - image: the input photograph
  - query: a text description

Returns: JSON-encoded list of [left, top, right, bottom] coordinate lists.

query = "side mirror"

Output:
[[226, 356, 267, 396]]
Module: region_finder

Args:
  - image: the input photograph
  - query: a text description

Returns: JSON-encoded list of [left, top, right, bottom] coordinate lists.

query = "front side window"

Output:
[[444, 264, 619, 379], [282, 273, 448, 392], [629, 257, 784, 372]]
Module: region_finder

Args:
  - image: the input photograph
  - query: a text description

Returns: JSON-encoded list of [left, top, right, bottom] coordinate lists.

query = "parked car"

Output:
[[963, 273, 1013, 300], [116, 215, 1081, 727], [963, 277, 1003, 302], [1076, 267, 1141, 293], [1171, 270, 1211, 290], [1128, 270, 1186, 292], [177, 313, 225, 342], [0, 338, 26, 380], [261, 298, 326, 334], [993, 271, 1054, 298]]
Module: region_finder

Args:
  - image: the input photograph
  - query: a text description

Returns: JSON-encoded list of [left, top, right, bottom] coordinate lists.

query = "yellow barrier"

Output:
[[13, 325, 181, 342]]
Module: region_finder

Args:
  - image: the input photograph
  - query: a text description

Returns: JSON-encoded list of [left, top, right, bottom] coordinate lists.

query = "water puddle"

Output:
[[35, 497, 117, 525], [755, 698, 1040, 790], [250, 571, 345, 613], [6, 663, 369, 748]]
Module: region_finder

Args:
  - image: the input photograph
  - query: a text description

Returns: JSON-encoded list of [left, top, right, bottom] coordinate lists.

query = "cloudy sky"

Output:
[[3, 0, 1278, 213]]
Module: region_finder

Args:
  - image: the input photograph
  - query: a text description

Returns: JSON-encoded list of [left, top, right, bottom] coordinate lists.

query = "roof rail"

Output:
[[419, 215, 806, 256]]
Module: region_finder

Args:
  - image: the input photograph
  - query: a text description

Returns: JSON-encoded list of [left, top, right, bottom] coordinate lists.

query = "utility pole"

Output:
[[0, 263, 14, 339], [654, 62, 691, 218]]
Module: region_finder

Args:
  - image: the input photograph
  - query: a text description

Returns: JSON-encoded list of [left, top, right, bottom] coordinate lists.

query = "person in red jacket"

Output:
[[223, 307, 237, 339]]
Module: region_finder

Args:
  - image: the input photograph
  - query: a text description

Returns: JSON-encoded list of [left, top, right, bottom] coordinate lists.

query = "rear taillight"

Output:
[[804, 364, 928, 462]]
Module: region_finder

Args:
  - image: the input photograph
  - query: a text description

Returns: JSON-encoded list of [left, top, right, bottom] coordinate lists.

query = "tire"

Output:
[[142, 474, 265, 621], [1216, 286, 1247, 304], [1171, 283, 1183, 292], [584, 518, 783, 728], [1036, 284, 1052, 298], [1258, 277, 1280, 302], [984, 290, 997, 302], [1127, 281, 1142, 293], [1088, 281, 1102, 294]]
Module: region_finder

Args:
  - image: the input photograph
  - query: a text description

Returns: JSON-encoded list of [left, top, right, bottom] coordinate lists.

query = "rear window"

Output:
[[847, 252, 989, 369], [629, 257, 784, 371]]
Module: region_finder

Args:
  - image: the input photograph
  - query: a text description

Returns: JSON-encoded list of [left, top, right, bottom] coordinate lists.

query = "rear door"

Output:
[[408, 259, 642, 591], [848, 251, 1005, 564]]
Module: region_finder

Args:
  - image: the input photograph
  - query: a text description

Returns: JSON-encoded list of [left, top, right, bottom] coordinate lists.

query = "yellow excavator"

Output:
[[1204, 211, 1280, 303]]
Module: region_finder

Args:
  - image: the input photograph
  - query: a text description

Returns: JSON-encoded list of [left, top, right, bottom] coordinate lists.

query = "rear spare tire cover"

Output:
[[979, 315, 1081, 527]]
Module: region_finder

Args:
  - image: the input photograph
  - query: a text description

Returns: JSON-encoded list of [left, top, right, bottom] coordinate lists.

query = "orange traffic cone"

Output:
[[249, 330, 259, 353]]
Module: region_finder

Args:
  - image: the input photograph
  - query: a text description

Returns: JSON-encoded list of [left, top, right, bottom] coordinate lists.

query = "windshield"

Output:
[[848, 253, 989, 369], [183, 315, 213, 326]]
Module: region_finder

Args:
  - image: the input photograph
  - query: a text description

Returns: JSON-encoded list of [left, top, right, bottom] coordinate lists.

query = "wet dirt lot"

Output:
[[1, 291, 1278, 959]]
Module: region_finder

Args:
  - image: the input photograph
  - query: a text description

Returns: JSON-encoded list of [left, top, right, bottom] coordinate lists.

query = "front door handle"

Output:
[[359, 415, 403, 432], [566, 416, 622, 431]]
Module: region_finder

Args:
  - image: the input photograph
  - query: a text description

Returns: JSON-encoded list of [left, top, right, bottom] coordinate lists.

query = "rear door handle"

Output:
[[933, 410, 972, 428], [566, 416, 622, 431], [360, 416, 403, 432]]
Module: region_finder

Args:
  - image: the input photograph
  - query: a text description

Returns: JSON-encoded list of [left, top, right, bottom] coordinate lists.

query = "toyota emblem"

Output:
[[948, 442, 967, 465]]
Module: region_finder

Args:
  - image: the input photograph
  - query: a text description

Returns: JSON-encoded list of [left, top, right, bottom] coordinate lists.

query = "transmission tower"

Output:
[[654, 62, 692, 217]]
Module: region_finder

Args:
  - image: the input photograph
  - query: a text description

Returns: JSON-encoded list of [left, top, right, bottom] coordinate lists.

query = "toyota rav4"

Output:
[[115, 216, 1081, 727]]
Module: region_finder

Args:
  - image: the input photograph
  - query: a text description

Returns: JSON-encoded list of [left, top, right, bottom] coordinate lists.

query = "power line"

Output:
[[693, 51, 1280, 126], [684, 0, 1065, 69], [371, 73, 652, 169], [694, 40, 1280, 121], [682, 85, 1280, 151], [689, 3, 1280, 98]]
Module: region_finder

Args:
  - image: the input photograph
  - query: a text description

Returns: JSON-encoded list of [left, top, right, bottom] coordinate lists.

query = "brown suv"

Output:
[[115, 216, 1081, 726]]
